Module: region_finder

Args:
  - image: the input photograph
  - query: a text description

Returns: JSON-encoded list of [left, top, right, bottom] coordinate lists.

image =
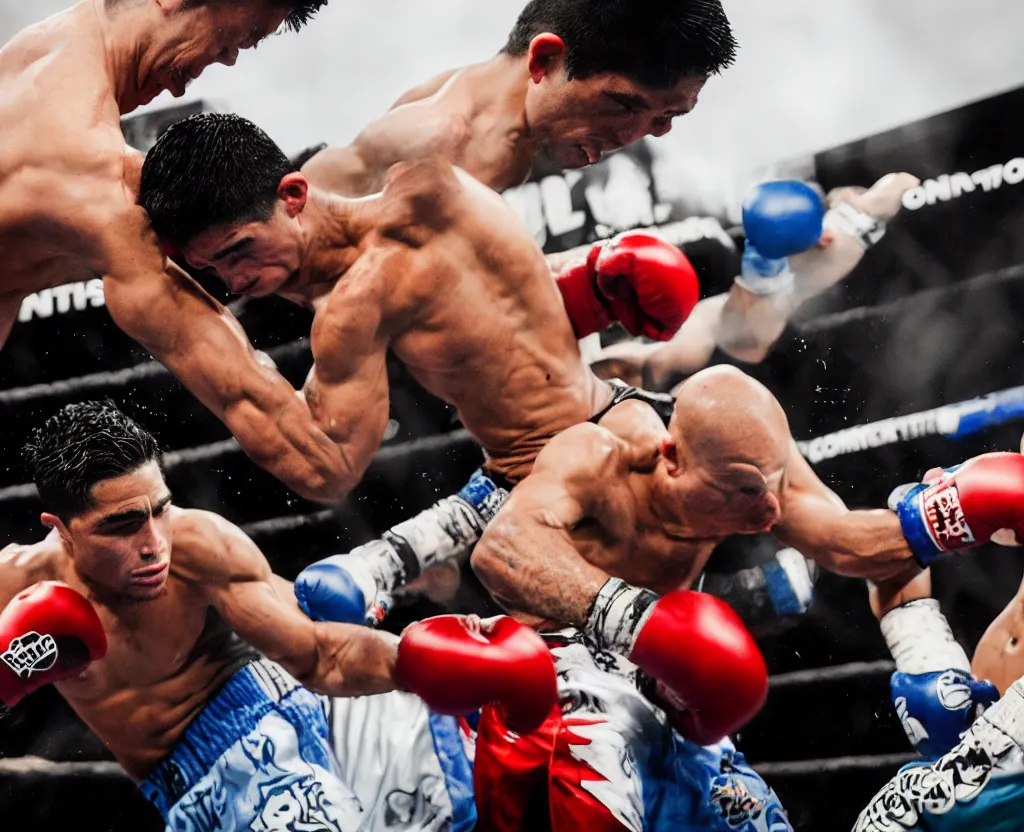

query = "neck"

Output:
[[92, 0, 153, 114], [290, 189, 376, 298], [469, 54, 539, 156]]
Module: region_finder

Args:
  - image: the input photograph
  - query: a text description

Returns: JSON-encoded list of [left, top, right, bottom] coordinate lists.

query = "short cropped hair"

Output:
[[139, 113, 295, 249], [25, 402, 161, 520], [501, 0, 737, 88], [106, 0, 328, 32]]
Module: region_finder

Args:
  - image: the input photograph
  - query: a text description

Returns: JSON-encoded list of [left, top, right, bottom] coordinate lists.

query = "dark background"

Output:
[[1, 86, 1023, 830]]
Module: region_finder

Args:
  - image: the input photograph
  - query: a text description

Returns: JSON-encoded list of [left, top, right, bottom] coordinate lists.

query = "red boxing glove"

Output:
[[396, 615, 557, 734], [556, 233, 700, 341], [586, 580, 767, 746], [0, 582, 107, 715], [895, 453, 1024, 565]]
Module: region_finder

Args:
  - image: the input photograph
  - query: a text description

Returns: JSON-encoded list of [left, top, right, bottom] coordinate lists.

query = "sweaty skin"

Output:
[[186, 158, 613, 494], [301, 55, 704, 197], [0, 3, 348, 497], [471, 365, 915, 629], [0, 464, 399, 780]]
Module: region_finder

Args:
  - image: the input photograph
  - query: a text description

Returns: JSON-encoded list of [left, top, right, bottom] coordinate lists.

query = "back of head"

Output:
[[139, 113, 295, 250], [671, 366, 790, 469], [501, 0, 737, 88], [25, 402, 160, 521]]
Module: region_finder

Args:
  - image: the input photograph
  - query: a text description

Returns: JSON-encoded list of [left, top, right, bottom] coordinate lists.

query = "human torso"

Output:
[[311, 161, 610, 483], [26, 525, 256, 780], [0, 9, 133, 306]]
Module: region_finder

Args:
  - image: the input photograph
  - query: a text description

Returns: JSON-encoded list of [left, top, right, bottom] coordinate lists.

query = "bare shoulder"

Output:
[[533, 421, 627, 482], [168, 507, 268, 586], [388, 67, 462, 110], [0, 534, 65, 586], [597, 400, 670, 446], [377, 158, 464, 240]]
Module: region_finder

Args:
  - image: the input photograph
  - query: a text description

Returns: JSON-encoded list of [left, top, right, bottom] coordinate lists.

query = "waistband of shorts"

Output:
[[139, 658, 309, 812]]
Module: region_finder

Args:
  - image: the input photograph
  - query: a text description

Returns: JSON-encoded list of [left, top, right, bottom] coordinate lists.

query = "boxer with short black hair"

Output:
[[0, 402, 557, 831], [303, 0, 736, 195]]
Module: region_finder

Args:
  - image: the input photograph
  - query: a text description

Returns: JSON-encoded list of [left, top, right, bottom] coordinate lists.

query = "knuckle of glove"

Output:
[[742, 180, 825, 259]]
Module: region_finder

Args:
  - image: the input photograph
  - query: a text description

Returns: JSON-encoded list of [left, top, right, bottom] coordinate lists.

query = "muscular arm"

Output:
[[471, 427, 617, 627], [178, 510, 399, 697], [301, 278, 392, 501], [0, 293, 23, 350], [102, 212, 349, 503], [773, 439, 917, 581]]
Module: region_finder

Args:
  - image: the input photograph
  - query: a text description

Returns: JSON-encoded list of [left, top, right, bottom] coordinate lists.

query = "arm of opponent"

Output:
[[177, 509, 400, 696], [470, 425, 613, 627], [773, 439, 916, 580], [101, 214, 350, 503]]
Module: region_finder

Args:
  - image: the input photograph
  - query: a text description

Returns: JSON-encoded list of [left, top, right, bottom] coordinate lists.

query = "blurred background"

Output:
[[2, 1, 1024, 830]]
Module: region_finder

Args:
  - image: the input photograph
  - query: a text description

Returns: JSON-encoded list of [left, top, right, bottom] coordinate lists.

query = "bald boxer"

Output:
[[466, 368, 1024, 830], [591, 172, 921, 389], [0, 402, 557, 832], [302, 0, 735, 195]]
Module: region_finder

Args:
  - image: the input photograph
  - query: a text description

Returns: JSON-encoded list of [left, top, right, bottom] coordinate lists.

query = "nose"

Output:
[[649, 118, 673, 139], [138, 520, 169, 562]]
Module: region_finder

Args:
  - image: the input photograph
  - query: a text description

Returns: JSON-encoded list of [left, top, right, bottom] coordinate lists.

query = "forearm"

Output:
[[868, 566, 930, 620], [299, 623, 400, 697], [471, 516, 609, 627], [545, 243, 592, 276], [777, 507, 915, 581], [716, 282, 796, 364], [227, 389, 358, 504]]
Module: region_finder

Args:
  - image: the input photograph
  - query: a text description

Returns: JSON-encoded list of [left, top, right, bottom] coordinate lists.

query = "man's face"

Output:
[[525, 70, 705, 169], [139, 1, 291, 104], [182, 202, 303, 297], [65, 461, 174, 602]]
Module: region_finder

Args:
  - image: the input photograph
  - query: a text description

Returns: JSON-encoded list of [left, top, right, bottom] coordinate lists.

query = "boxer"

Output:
[[0, 402, 557, 832], [137, 115, 699, 499], [591, 172, 920, 389], [462, 367, 1024, 830], [301, 0, 736, 195], [0, 1, 345, 516]]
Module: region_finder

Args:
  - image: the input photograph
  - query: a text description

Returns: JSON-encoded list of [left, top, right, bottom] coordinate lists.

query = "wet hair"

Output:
[[25, 402, 161, 520], [501, 0, 737, 88], [139, 113, 295, 249]]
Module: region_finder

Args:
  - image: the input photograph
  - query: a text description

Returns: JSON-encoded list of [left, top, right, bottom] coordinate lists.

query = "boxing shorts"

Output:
[[473, 630, 790, 832], [140, 658, 475, 832], [855, 724, 1024, 831]]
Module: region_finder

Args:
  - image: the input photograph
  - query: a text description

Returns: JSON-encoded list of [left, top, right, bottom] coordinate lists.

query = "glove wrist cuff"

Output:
[[823, 202, 887, 250], [880, 598, 971, 674], [584, 578, 658, 656]]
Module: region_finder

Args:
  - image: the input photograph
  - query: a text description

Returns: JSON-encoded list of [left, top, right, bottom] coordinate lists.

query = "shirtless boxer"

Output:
[[0, 402, 557, 832], [0, 1, 364, 507], [302, 0, 735, 195], [463, 366, 1024, 831]]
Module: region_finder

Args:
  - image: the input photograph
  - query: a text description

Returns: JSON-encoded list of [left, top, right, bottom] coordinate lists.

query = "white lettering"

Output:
[[1004, 157, 1024, 186], [19, 289, 54, 322], [16, 280, 108, 323], [902, 158, 1022, 210]]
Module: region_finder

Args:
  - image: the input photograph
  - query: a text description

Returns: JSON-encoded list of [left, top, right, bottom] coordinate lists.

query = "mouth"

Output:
[[575, 143, 604, 165], [168, 67, 196, 98], [129, 562, 169, 587]]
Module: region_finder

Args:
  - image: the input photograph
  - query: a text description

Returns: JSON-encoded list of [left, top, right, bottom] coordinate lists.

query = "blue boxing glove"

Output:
[[737, 180, 825, 296], [891, 669, 1000, 759], [880, 598, 999, 759], [296, 470, 509, 626]]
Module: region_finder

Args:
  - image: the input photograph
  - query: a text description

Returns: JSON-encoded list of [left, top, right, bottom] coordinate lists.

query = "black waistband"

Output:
[[590, 380, 676, 428]]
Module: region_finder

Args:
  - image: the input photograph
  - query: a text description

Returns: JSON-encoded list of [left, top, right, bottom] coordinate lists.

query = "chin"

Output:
[[126, 583, 168, 603]]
